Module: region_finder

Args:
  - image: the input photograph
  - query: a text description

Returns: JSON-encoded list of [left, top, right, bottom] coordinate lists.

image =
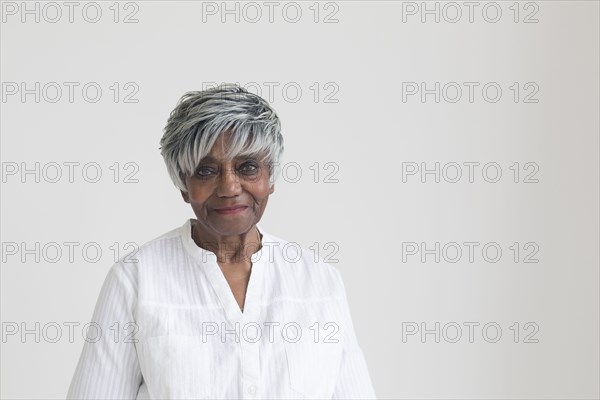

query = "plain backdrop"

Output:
[[1, 1, 599, 399]]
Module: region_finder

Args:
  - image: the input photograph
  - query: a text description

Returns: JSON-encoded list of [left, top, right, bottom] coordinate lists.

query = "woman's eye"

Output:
[[196, 166, 217, 177], [238, 162, 259, 175]]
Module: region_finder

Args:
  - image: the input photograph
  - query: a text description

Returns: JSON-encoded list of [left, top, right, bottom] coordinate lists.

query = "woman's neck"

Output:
[[192, 221, 262, 264]]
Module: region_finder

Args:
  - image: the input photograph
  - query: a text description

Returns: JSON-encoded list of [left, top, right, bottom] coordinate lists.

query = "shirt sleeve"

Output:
[[67, 261, 143, 399], [331, 268, 377, 399]]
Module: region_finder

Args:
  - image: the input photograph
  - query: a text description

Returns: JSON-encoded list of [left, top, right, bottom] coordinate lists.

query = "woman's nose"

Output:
[[216, 168, 242, 197]]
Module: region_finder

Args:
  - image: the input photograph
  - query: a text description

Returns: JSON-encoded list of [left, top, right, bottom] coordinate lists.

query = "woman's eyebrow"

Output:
[[199, 155, 259, 163]]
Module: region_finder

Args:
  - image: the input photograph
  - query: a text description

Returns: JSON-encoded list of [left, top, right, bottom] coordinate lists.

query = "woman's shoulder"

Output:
[[260, 230, 338, 267], [258, 229, 345, 296], [103, 223, 190, 287]]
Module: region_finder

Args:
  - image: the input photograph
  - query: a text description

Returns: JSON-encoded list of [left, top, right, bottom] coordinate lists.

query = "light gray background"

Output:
[[1, 1, 599, 398]]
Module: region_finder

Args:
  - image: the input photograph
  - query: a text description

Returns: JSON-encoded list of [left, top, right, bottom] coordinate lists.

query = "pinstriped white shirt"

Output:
[[67, 219, 376, 399]]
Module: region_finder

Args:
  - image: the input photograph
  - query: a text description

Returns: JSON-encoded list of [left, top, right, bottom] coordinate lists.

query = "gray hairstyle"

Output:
[[159, 84, 284, 192]]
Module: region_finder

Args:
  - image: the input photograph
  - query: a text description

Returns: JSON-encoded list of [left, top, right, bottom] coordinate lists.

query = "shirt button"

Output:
[[247, 385, 257, 395]]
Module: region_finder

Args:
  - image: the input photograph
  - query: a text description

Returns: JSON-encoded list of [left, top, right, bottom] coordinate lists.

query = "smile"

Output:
[[213, 206, 249, 215]]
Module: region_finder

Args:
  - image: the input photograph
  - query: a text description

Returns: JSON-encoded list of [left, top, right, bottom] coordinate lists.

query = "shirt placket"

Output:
[[240, 335, 261, 399], [201, 248, 266, 399], [239, 254, 265, 399]]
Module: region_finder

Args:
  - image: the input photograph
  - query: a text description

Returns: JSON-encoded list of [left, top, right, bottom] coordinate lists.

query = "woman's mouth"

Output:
[[214, 205, 249, 215]]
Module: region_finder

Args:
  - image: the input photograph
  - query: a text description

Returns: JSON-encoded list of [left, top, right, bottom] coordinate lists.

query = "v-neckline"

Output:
[[181, 219, 265, 323]]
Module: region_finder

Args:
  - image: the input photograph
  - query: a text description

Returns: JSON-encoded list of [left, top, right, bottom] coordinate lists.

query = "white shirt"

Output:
[[67, 219, 376, 399]]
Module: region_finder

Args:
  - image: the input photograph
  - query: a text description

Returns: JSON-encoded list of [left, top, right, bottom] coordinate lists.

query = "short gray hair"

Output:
[[159, 84, 284, 192]]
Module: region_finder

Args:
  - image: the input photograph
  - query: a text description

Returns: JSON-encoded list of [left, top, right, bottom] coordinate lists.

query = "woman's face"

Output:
[[181, 133, 274, 238]]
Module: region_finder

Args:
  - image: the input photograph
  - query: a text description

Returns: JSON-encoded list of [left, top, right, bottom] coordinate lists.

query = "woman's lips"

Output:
[[213, 206, 248, 215]]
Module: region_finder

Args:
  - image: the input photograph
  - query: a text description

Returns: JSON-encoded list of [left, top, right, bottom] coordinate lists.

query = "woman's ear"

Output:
[[269, 184, 275, 194], [180, 190, 190, 203]]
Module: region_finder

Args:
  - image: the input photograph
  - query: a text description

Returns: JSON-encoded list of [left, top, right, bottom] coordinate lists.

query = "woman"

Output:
[[67, 84, 376, 399]]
